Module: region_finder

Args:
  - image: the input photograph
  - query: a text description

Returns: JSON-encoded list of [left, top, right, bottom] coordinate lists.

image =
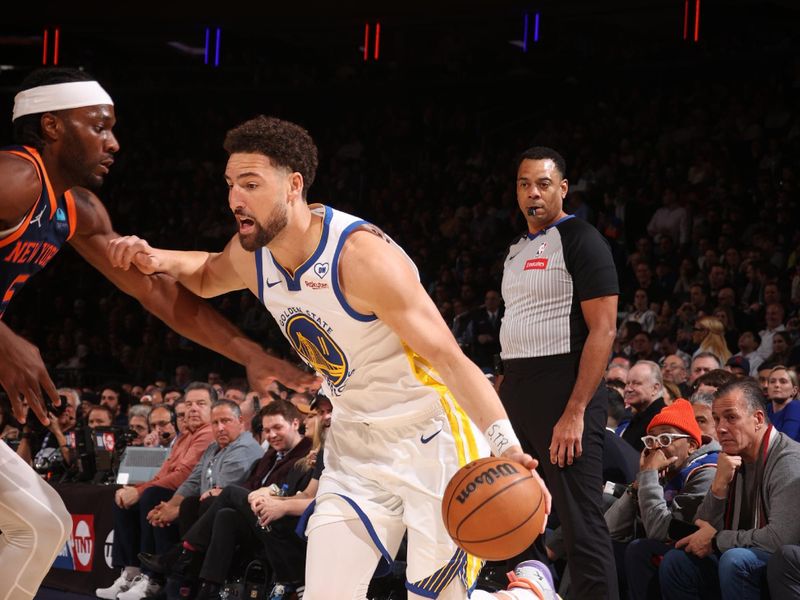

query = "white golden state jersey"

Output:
[[255, 205, 456, 423]]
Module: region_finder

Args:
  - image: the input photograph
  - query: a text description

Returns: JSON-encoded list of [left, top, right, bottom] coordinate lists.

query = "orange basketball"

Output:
[[442, 457, 545, 561]]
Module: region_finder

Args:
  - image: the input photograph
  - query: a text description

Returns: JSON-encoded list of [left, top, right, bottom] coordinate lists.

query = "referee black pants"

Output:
[[501, 355, 619, 600]]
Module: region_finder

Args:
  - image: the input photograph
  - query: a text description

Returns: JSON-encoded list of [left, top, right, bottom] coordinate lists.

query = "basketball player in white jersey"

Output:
[[109, 116, 555, 600]]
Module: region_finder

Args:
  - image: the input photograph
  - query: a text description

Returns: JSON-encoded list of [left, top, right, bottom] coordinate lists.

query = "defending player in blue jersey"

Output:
[[109, 115, 556, 600]]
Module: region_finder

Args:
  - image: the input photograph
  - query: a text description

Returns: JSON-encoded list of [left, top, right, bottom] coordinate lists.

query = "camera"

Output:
[[122, 428, 138, 443], [33, 446, 65, 475], [15, 393, 70, 436]]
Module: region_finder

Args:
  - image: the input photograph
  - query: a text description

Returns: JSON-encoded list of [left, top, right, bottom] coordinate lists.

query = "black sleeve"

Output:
[[561, 220, 619, 302], [312, 447, 325, 480]]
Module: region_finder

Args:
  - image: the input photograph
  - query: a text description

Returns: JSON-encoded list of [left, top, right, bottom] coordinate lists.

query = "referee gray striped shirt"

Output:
[[500, 215, 618, 360]]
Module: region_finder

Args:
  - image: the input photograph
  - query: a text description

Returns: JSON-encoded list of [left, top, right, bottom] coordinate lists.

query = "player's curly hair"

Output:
[[12, 68, 94, 151], [223, 116, 318, 199]]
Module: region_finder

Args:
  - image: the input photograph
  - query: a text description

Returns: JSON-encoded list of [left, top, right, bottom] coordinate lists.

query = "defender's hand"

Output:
[[107, 235, 163, 274], [245, 352, 322, 395], [0, 323, 59, 427]]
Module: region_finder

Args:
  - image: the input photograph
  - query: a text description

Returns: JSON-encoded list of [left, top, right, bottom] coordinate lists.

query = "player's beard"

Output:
[[60, 124, 106, 190], [239, 202, 288, 252]]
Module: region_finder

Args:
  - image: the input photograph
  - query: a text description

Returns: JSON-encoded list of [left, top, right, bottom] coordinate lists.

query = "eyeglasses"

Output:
[[151, 420, 172, 428], [641, 433, 692, 449]]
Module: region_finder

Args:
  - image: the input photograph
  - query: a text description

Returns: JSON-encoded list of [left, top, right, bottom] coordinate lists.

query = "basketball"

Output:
[[442, 457, 545, 561]]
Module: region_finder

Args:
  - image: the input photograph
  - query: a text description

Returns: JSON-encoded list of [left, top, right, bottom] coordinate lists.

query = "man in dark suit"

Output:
[[469, 290, 504, 373]]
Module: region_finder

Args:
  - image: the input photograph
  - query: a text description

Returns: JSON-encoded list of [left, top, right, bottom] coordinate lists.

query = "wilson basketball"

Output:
[[442, 457, 545, 560]]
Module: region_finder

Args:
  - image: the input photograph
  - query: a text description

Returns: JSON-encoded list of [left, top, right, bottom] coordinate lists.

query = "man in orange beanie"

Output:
[[605, 399, 720, 598]]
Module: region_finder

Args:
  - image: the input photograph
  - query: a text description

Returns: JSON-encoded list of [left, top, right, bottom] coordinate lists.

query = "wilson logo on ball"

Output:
[[456, 462, 520, 504]]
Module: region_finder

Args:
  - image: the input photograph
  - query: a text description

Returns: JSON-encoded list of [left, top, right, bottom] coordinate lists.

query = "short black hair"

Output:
[[223, 116, 319, 199], [516, 146, 567, 179], [13, 68, 94, 151]]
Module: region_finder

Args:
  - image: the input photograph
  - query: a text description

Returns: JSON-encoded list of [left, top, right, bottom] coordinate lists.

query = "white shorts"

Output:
[[306, 401, 489, 597]]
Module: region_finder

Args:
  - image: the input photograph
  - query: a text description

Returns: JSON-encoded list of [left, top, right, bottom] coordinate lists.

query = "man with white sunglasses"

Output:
[[605, 399, 720, 598]]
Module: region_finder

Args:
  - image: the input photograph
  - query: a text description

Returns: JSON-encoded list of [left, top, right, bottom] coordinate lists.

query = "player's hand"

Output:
[[0, 322, 59, 427], [504, 450, 552, 534], [549, 407, 584, 468], [245, 351, 322, 395], [107, 235, 163, 275]]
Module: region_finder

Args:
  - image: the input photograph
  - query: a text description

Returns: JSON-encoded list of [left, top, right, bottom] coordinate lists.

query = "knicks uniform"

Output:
[[255, 205, 488, 597], [1, 145, 75, 599], [1, 145, 77, 319]]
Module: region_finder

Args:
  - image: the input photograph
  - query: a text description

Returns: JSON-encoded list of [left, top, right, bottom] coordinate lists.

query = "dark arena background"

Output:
[[2, 0, 800, 598], [2, 0, 797, 385]]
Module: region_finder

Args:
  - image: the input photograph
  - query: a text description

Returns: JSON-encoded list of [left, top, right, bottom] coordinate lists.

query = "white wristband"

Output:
[[484, 419, 520, 457]]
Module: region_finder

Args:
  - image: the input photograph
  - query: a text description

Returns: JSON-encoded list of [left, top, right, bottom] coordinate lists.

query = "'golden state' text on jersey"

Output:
[[255, 205, 461, 424]]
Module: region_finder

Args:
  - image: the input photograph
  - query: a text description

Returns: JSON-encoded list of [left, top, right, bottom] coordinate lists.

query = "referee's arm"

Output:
[[549, 294, 617, 468]]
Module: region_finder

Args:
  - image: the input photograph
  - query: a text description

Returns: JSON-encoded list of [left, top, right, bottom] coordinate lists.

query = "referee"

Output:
[[499, 147, 619, 598]]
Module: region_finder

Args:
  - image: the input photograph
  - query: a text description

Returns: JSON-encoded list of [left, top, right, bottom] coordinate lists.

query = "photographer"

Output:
[[23, 389, 81, 471], [13, 389, 79, 467], [0, 394, 21, 445]]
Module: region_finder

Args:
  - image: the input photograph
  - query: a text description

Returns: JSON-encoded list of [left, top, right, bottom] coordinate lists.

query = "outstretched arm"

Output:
[[69, 187, 318, 393]]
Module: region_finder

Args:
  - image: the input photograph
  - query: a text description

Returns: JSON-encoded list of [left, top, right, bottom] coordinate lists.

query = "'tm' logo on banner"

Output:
[[53, 515, 95, 572]]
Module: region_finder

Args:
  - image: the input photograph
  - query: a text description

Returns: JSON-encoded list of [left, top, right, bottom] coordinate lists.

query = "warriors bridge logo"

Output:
[[285, 313, 349, 390]]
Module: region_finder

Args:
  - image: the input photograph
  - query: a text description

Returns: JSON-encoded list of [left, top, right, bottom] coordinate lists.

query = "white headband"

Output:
[[12, 81, 114, 122]]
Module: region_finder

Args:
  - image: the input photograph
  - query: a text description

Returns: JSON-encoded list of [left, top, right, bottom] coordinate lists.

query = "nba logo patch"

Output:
[[524, 258, 548, 270]]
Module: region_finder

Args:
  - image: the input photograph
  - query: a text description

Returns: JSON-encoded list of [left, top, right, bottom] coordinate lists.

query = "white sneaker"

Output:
[[116, 574, 162, 600], [96, 570, 135, 599], [506, 560, 557, 600]]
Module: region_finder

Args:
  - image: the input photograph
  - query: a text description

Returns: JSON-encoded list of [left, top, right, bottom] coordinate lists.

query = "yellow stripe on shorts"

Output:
[[402, 343, 485, 591]]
